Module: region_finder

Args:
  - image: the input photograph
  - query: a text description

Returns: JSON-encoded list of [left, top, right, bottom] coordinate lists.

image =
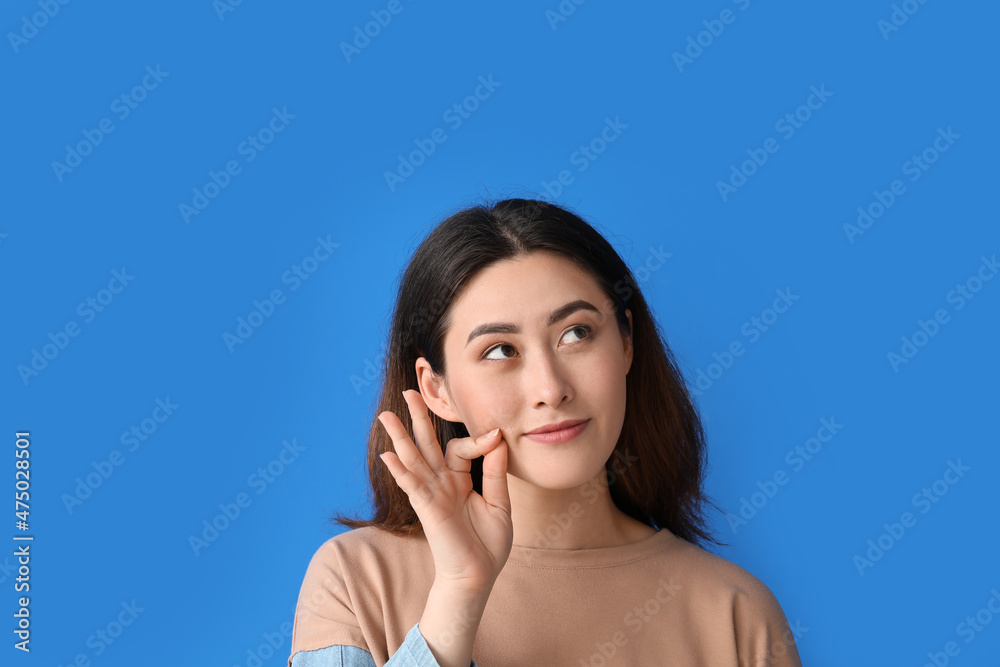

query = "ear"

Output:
[[624, 309, 634, 376], [415, 357, 462, 422]]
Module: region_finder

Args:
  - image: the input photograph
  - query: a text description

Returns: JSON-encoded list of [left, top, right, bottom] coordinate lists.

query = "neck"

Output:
[[506, 470, 653, 550]]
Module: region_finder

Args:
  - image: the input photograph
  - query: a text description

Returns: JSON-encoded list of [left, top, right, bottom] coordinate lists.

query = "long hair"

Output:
[[332, 197, 718, 546]]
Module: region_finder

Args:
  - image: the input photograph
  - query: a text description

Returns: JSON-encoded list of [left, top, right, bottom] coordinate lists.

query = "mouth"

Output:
[[523, 419, 590, 444]]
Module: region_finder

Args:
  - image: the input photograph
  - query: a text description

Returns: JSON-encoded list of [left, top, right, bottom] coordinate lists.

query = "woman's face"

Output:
[[418, 250, 632, 490]]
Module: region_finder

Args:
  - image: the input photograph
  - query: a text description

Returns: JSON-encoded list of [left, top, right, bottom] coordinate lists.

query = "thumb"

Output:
[[481, 437, 510, 517]]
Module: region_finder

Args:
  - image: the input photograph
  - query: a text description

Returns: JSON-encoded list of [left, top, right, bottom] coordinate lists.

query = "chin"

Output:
[[508, 460, 603, 491]]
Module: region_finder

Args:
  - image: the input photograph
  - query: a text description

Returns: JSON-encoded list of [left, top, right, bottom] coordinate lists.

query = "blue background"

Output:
[[2, 0, 998, 665]]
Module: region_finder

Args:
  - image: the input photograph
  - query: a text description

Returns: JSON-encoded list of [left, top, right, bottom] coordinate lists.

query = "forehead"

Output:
[[447, 251, 606, 325]]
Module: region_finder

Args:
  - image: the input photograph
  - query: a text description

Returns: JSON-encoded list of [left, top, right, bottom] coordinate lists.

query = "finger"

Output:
[[402, 390, 446, 472], [378, 452, 434, 508], [481, 437, 510, 517], [444, 426, 502, 473], [377, 410, 437, 483]]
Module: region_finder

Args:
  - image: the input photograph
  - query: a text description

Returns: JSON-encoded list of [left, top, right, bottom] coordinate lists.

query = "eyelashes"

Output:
[[480, 325, 594, 361]]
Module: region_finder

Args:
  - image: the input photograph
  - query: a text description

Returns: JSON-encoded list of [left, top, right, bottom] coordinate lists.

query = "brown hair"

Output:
[[332, 197, 718, 546]]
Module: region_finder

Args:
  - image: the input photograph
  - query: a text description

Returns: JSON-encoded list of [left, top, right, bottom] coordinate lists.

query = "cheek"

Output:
[[584, 346, 630, 432], [583, 339, 629, 391], [448, 374, 520, 433]]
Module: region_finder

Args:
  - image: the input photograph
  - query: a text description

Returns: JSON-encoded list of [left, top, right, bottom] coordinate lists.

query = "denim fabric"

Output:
[[290, 622, 478, 667]]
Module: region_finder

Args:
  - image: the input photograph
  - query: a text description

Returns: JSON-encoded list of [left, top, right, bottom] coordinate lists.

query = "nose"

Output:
[[525, 347, 573, 409]]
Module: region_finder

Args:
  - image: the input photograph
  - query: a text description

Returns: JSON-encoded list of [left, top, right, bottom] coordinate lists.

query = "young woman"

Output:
[[288, 198, 802, 667]]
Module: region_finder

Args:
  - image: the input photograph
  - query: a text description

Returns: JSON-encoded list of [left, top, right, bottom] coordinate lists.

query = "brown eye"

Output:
[[561, 325, 593, 344], [483, 343, 517, 361]]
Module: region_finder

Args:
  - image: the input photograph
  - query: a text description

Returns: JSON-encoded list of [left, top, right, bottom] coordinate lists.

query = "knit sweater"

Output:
[[289, 525, 802, 666]]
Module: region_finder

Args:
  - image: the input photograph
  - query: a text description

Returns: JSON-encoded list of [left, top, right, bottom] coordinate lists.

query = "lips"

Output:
[[523, 418, 591, 444], [526, 419, 589, 434]]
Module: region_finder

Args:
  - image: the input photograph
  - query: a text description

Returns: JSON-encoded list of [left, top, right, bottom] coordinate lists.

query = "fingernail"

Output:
[[487, 427, 500, 438]]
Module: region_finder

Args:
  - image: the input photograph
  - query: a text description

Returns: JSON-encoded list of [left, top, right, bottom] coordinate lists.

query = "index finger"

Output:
[[402, 389, 446, 472], [376, 409, 437, 483]]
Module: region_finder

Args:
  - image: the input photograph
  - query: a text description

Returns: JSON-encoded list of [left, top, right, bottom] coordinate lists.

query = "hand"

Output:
[[377, 389, 513, 592]]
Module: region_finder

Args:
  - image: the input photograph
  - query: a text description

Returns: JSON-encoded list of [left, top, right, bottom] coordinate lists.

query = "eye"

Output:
[[480, 325, 594, 361], [483, 343, 518, 361], [561, 325, 592, 344]]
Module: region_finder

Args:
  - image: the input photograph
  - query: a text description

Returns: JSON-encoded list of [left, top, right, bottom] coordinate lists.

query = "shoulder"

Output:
[[290, 527, 433, 659], [299, 526, 428, 586], [656, 533, 801, 661], [661, 533, 788, 615], [303, 525, 404, 563], [296, 525, 438, 610]]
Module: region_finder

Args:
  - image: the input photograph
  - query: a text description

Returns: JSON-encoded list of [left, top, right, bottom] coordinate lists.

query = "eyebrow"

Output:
[[464, 299, 601, 348]]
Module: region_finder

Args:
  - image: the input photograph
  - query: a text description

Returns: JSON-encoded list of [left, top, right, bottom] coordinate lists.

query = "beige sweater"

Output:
[[289, 526, 802, 666]]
